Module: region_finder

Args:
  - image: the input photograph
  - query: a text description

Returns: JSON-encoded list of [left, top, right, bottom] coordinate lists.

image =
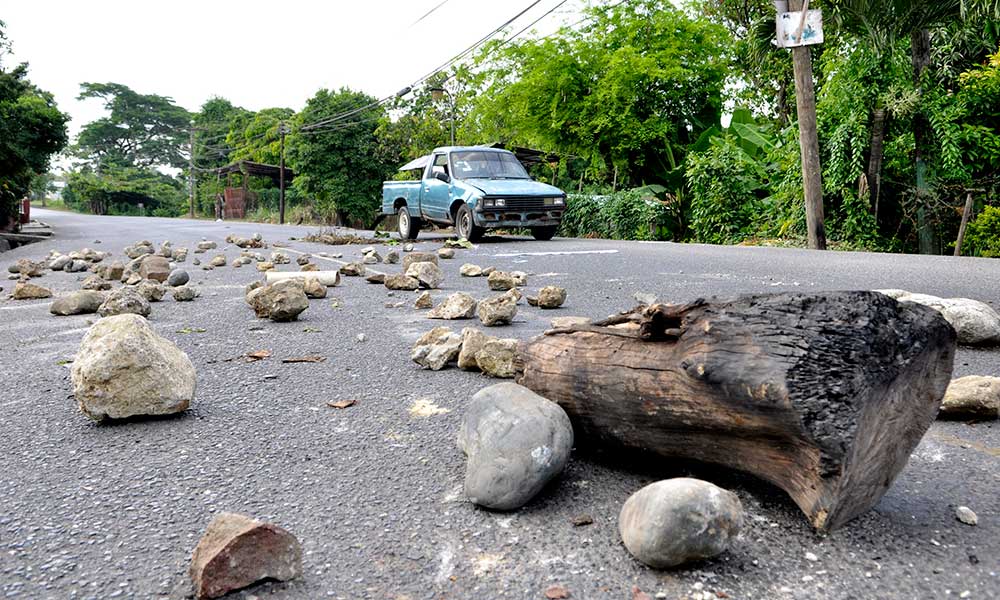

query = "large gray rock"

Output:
[[138, 256, 171, 283], [619, 478, 743, 569], [98, 288, 151, 317], [939, 376, 1000, 419], [411, 326, 462, 370], [405, 261, 444, 289], [534, 286, 567, 309], [66, 259, 89, 273], [302, 277, 327, 299], [167, 269, 190, 287], [476, 338, 519, 378], [172, 286, 197, 302], [881, 291, 1000, 346], [458, 383, 573, 510], [71, 314, 195, 421], [402, 252, 438, 271], [189, 512, 302, 600], [136, 279, 166, 302], [460, 263, 483, 277], [427, 292, 477, 319], [487, 271, 516, 291], [12, 281, 52, 300], [50, 290, 106, 316], [248, 280, 309, 321], [49, 254, 72, 271], [478, 293, 518, 326], [384, 273, 419, 291]]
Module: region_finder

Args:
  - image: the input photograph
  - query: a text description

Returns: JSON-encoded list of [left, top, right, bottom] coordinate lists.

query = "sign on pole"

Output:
[[776, 9, 824, 48]]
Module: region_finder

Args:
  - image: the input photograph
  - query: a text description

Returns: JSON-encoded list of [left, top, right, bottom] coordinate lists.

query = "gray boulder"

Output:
[[458, 383, 573, 510], [71, 314, 195, 421], [411, 326, 462, 370], [384, 273, 419, 291], [49, 255, 72, 271], [478, 293, 518, 326], [248, 280, 309, 321], [460, 263, 483, 277], [534, 286, 567, 309], [385, 250, 400, 264], [619, 478, 743, 569], [939, 375, 1000, 419], [428, 292, 477, 319], [437, 247, 455, 259], [98, 288, 151, 317], [50, 291, 106, 316], [136, 279, 166, 302], [166, 269, 190, 287], [402, 252, 438, 271], [487, 271, 516, 291], [405, 261, 444, 289], [172, 286, 197, 302], [66, 259, 89, 273], [882, 291, 1000, 345], [138, 256, 171, 282]]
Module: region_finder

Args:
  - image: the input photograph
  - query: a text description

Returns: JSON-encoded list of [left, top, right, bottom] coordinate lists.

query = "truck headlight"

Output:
[[554, 197, 564, 205], [495, 198, 506, 207], [483, 199, 494, 208]]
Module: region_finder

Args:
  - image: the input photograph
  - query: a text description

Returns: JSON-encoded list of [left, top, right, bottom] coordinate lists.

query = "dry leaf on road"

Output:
[[545, 585, 570, 599], [631, 586, 652, 600], [327, 399, 356, 409], [244, 350, 271, 362]]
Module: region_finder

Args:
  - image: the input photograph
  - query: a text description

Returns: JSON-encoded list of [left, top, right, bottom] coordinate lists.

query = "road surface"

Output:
[[1, 209, 997, 599]]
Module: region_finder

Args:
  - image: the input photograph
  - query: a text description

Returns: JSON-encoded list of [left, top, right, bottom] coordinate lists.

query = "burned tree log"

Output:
[[516, 291, 955, 532]]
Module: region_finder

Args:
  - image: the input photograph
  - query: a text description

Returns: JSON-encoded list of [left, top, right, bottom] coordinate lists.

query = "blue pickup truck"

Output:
[[381, 146, 567, 241]]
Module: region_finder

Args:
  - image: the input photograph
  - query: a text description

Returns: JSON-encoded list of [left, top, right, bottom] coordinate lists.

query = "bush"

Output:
[[964, 205, 1000, 257], [685, 138, 763, 244], [559, 190, 673, 241]]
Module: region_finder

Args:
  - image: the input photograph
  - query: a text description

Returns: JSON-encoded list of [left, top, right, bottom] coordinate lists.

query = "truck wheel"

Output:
[[531, 226, 558, 241], [455, 204, 484, 242], [397, 206, 421, 240]]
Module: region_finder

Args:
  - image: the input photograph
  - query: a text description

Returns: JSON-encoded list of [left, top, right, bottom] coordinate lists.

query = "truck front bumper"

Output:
[[474, 209, 565, 228]]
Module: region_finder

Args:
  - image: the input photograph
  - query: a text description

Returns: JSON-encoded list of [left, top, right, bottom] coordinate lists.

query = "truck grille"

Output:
[[492, 197, 545, 211]]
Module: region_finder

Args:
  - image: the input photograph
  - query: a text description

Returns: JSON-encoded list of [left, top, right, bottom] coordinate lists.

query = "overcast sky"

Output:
[[3, 0, 589, 142]]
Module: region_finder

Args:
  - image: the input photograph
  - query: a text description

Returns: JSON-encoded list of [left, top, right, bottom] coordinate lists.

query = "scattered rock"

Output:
[[66, 259, 89, 273], [81, 275, 112, 291], [71, 314, 195, 421], [415, 291, 433, 309], [256, 261, 275, 272], [458, 328, 492, 370], [476, 338, 519, 378], [50, 291, 105, 316], [438, 247, 455, 259], [365, 273, 386, 285], [173, 286, 197, 302], [210, 255, 227, 268], [192, 258, 201, 266], [49, 255, 72, 271], [402, 252, 438, 271], [138, 256, 171, 282], [302, 277, 327, 299], [296, 254, 311, 266], [534, 286, 567, 309], [411, 326, 463, 370], [166, 269, 190, 287], [458, 382, 574, 510], [619, 478, 744, 568], [124, 273, 142, 286], [300, 263, 318, 272], [270, 252, 290, 265], [482, 266, 495, 276], [197, 240, 217, 251], [136, 279, 166, 302], [488, 271, 516, 291], [939, 376, 1000, 419], [428, 292, 477, 319], [385, 250, 400, 264], [98, 288, 151, 317], [158, 242, 172, 258], [460, 263, 483, 277], [955, 506, 978, 526], [403, 243, 414, 252], [551, 316, 590, 329], [172, 248, 188, 262], [478, 293, 518, 326], [189, 512, 302, 600], [406, 261, 445, 289], [505, 288, 523, 303], [339, 262, 365, 277], [883, 291, 1000, 345], [385, 273, 419, 291], [13, 281, 52, 300], [248, 280, 309, 321], [511, 271, 528, 286]]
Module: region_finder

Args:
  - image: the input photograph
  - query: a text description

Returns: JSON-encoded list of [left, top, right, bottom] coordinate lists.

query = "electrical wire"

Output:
[[410, 0, 452, 28]]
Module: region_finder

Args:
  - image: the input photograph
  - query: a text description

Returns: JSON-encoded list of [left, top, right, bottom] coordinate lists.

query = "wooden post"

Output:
[[188, 127, 196, 218], [954, 191, 975, 256], [787, 0, 826, 250], [279, 122, 289, 225]]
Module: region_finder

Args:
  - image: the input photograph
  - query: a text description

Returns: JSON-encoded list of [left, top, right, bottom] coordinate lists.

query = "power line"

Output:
[[410, 0, 452, 27]]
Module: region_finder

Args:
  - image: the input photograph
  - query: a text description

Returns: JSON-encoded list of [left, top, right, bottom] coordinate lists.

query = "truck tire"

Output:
[[455, 204, 484, 242], [531, 226, 558, 241], [397, 206, 421, 240]]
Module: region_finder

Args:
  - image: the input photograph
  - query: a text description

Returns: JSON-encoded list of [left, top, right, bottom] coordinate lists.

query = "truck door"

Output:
[[422, 153, 453, 222]]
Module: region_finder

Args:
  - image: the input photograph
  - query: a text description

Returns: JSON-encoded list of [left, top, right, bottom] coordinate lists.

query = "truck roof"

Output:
[[431, 146, 511, 154]]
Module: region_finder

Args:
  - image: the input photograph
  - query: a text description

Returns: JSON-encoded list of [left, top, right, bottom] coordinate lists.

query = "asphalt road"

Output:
[[1, 208, 998, 600]]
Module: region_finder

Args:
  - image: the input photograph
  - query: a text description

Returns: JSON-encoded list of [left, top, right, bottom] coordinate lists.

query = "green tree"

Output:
[[0, 20, 69, 228], [75, 82, 191, 169], [229, 107, 294, 165], [63, 167, 185, 216], [289, 88, 393, 225]]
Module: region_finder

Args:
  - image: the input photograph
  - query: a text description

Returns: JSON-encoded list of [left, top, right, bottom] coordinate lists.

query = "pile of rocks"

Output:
[[411, 325, 519, 377], [226, 232, 267, 249]]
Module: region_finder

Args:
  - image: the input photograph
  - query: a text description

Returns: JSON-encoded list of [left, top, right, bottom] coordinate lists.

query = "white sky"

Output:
[[3, 0, 587, 142]]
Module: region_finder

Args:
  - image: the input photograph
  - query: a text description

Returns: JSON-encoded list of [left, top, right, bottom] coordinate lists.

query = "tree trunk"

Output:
[[866, 106, 889, 217], [911, 28, 937, 254], [516, 292, 955, 532]]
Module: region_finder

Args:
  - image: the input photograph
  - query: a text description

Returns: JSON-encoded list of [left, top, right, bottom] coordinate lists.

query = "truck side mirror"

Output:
[[434, 171, 451, 183]]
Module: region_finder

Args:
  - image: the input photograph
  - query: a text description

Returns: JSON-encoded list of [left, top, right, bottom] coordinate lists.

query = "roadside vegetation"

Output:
[[6, 2, 1000, 255]]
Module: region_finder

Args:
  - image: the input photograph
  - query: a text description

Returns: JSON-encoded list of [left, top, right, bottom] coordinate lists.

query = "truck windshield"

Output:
[[451, 151, 530, 179]]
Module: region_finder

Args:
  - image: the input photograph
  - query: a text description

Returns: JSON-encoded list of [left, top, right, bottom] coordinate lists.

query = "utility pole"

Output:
[[278, 121, 289, 225], [188, 127, 196, 219], [780, 0, 826, 250]]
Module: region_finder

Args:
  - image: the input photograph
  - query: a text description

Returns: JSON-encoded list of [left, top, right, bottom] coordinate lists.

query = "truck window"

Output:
[[429, 153, 449, 178], [451, 151, 530, 179]]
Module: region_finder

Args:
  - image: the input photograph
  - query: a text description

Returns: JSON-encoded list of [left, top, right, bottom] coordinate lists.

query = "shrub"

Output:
[[685, 138, 763, 244], [964, 205, 1000, 257], [559, 190, 673, 241]]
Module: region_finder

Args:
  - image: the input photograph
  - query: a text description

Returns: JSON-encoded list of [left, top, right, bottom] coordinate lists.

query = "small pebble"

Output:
[[956, 506, 978, 526]]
